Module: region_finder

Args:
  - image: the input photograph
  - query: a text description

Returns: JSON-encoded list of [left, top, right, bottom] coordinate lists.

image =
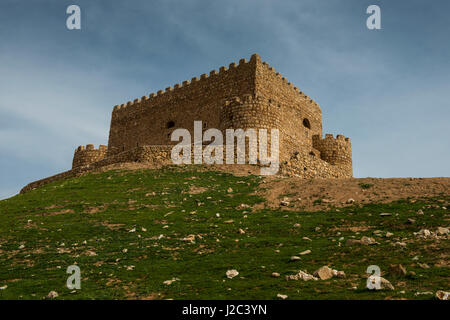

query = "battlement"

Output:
[[112, 54, 260, 115], [258, 60, 320, 108], [72, 144, 107, 169], [312, 134, 352, 167], [313, 133, 351, 145], [111, 53, 319, 116]]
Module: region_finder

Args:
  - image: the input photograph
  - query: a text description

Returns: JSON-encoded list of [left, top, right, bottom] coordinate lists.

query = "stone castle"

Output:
[[21, 54, 352, 193]]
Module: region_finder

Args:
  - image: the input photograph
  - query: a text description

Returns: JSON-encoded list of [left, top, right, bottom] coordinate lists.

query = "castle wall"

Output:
[[312, 134, 352, 168], [108, 55, 262, 153], [72, 144, 107, 169], [254, 57, 323, 159], [280, 151, 352, 178]]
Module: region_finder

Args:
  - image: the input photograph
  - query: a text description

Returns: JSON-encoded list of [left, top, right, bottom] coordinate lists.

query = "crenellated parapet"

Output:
[[258, 60, 321, 110], [110, 53, 319, 119], [72, 144, 107, 169], [312, 134, 352, 167], [111, 54, 262, 118]]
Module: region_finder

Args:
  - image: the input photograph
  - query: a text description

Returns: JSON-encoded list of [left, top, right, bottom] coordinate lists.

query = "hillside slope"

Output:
[[0, 166, 448, 299]]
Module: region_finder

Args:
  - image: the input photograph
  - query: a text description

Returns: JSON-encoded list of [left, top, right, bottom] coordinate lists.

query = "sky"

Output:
[[0, 0, 449, 199]]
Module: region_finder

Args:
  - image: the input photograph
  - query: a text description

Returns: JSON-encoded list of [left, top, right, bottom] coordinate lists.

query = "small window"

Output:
[[166, 121, 175, 129], [303, 118, 311, 129]]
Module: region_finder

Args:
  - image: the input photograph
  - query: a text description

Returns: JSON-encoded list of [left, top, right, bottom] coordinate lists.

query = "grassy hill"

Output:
[[0, 166, 448, 299]]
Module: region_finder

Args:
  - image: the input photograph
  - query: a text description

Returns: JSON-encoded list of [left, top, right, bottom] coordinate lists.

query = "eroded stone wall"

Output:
[[72, 144, 107, 169]]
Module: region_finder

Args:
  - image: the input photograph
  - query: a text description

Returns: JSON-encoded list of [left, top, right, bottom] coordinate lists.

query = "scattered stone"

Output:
[[182, 234, 196, 242], [313, 266, 334, 280], [385, 232, 394, 238], [315, 227, 321, 232], [335, 270, 346, 278], [238, 228, 246, 234], [394, 241, 407, 248], [414, 291, 433, 296], [271, 272, 280, 278], [18, 244, 25, 249], [436, 290, 450, 300], [360, 236, 377, 245], [302, 237, 312, 241], [286, 270, 318, 281], [293, 223, 301, 228], [226, 269, 239, 279], [227, 187, 233, 193], [417, 209, 424, 215], [126, 265, 135, 270], [128, 228, 136, 233], [380, 212, 392, 217], [277, 293, 288, 300], [406, 218, 416, 224], [346, 198, 355, 204], [122, 248, 128, 253], [280, 200, 290, 206], [389, 264, 407, 276], [436, 227, 449, 235], [0, 285, 7, 290], [85, 250, 97, 256], [379, 277, 395, 290], [47, 291, 59, 299], [415, 229, 433, 239], [163, 278, 180, 285], [299, 250, 311, 255], [368, 277, 394, 291], [290, 256, 301, 262], [418, 263, 430, 269]]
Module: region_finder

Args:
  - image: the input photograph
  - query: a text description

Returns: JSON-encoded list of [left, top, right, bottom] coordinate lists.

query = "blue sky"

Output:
[[1, 0, 449, 199]]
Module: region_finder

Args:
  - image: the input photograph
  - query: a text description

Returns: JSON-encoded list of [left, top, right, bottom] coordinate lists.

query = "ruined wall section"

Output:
[[72, 144, 107, 169], [108, 54, 262, 154], [312, 134, 352, 167], [254, 57, 323, 160]]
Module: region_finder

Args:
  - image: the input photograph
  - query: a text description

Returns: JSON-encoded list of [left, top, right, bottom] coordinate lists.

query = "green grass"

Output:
[[0, 166, 448, 300]]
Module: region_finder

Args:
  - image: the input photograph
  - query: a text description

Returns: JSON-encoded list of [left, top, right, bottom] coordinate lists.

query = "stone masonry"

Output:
[[21, 54, 352, 193]]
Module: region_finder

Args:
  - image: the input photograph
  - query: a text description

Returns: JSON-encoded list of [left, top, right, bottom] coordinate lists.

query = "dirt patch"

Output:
[[100, 221, 125, 230], [84, 205, 108, 214], [257, 177, 450, 211], [39, 208, 74, 216], [186, 186, 208, 194]]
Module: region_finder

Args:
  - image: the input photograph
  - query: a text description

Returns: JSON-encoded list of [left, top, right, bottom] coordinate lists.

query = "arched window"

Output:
[[303, 118, 311, 129], [166, 120, 175, 129]]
